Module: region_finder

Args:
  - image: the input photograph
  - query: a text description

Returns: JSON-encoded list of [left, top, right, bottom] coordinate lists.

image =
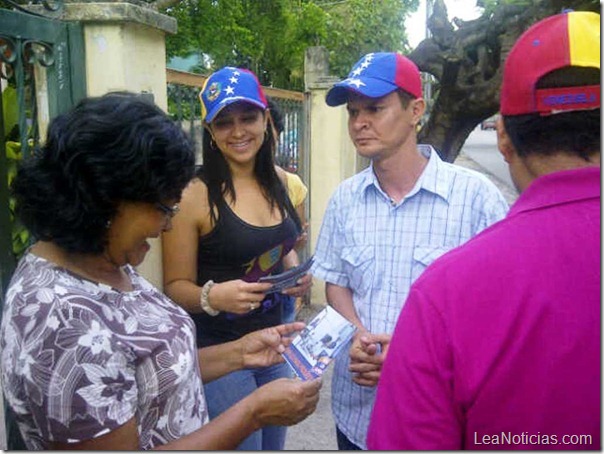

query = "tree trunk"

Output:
[[411, 0, 599, 162]]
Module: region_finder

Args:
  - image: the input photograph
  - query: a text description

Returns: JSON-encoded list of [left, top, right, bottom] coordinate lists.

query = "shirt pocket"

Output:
[[412, 245, 453, 279], [341, 244, 375, 298]]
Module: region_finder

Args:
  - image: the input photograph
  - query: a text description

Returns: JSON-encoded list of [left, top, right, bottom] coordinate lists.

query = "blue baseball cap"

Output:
[[326, 52, 423, 106], [200, 67, 268, 123]]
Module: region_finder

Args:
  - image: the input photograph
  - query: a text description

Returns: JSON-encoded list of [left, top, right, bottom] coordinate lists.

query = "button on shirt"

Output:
[[311, 145, 509, 449]]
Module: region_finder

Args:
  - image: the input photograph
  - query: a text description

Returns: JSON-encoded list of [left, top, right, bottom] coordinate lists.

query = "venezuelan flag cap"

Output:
[[501, 11, 600, 116], [199, 67, 268, 123], [326, 52, 422, 106]]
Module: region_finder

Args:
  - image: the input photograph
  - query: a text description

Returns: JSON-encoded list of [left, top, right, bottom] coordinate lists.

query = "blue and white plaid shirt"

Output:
[[311, 145, 509, 449]]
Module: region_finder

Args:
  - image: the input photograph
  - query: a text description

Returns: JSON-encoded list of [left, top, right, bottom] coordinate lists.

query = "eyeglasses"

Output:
[[156, 202, 180, 218]]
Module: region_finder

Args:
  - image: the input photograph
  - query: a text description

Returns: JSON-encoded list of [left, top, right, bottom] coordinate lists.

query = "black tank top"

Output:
[[192, 200, 298, 347]]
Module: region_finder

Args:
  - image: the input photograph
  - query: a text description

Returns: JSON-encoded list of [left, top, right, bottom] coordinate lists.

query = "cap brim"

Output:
[[205, 97, 267, 123], [325, 78, 399, 106]]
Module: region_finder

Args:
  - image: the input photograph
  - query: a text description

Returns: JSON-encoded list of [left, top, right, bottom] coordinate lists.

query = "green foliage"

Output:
[[322, 0, 419, 78], [2, 86, 31, 260], [5, 141, 29, 259], [163, 0, 419, 90]]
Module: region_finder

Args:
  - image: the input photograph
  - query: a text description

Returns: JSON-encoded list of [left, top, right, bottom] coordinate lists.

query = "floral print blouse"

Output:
[[0, 253, 208, 449]]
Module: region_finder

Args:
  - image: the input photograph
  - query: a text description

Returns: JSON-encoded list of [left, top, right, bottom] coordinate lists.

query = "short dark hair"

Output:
[[12, 92, 196, 254], [503, 67, 600, 160], [396, 88, 416, 109]]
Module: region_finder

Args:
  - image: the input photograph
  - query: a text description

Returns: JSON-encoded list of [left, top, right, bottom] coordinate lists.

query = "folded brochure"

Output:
[[282, 305, 357, 380], [258, 256, 314, 294]]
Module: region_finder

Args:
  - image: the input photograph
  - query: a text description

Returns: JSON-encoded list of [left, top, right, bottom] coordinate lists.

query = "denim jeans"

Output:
[[336, 426, 362, 450], [204, 362, 293, 450], [282, 295, 296, 323]]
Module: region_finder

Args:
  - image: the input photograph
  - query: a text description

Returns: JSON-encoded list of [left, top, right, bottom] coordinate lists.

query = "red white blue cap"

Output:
[[326, 52, 422, 106], [200, 67, 268, 123], [501, 11, 600, 116]]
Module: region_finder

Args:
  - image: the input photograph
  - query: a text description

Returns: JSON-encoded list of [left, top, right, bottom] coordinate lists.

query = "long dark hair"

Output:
[[198, 106, 301, 231]]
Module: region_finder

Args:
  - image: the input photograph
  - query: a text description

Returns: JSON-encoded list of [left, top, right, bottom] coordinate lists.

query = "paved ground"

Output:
[[284, 152, 518, 451], [284, 304, 338, 451]]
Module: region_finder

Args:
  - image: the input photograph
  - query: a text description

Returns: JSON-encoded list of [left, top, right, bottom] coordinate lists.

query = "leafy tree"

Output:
[[321, 0, 419, 77], [412, 0, 600, 161], [161, 0, 418, 90]]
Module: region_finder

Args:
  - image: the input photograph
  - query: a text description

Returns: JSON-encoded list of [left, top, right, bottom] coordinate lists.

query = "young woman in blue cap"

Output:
[[161, 67, 312, 450]]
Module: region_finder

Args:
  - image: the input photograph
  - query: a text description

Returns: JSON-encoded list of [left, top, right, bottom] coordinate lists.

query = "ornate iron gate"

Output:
[[0, 2, 86, 448]]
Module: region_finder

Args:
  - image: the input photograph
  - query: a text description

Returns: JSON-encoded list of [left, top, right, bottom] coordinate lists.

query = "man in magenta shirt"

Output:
[[367, 10, 600, 450]]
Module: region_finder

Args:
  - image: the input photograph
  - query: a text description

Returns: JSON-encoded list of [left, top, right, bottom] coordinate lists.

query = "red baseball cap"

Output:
[[500, 11, 600, 116]]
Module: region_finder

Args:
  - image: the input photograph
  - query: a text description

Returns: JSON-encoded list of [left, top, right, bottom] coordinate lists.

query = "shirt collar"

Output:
[[358, 144, 451, 202], [509, 166, 600, 216], [414, 144, 451, 201]]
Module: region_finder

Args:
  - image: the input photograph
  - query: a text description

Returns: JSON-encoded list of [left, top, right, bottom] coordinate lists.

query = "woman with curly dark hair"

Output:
[[161, 67, 312, 450], [0, 92, 320, 450]]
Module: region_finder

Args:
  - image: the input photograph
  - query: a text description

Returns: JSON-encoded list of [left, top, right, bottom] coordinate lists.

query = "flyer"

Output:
[[258, 256, 314, 294], [282, 305, 357, 380]]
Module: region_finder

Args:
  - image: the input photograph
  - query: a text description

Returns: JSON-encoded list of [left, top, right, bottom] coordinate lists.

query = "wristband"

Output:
[[200, 280, 219, 316]]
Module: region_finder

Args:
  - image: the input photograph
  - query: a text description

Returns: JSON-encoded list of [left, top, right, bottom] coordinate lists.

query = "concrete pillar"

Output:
[[304, 46, 359, 305], [58, 1, 177, 289]]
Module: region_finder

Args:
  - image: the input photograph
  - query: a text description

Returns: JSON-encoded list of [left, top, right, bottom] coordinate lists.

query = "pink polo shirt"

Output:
[[367, 167, 601, 450]]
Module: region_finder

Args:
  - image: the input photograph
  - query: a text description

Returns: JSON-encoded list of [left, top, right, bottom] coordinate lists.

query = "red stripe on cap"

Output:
[[501, 13, 573, 115], [394, 55, 422, 99], [535, 85, 600, 115]]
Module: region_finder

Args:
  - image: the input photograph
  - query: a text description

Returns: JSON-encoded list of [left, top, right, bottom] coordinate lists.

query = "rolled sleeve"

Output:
[[311, 191, 350, 288]]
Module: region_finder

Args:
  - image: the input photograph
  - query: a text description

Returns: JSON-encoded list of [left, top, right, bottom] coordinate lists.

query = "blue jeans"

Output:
[[336, 426, 362, 450], [204, 362, 293, 450], [282, 295, 296, 323]]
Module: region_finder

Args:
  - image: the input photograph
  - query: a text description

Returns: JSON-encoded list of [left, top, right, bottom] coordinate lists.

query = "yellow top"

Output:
[[284, 171, 308, 208]]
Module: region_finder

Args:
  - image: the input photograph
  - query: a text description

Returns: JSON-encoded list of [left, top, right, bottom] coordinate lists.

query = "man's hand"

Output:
[[239, 322, 306, 368], [349, 332, 392, 387], [248, 378, 322, 427]]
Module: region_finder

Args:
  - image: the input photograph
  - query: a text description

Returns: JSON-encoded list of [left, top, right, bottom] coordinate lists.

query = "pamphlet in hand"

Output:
[[258, 256, 314, 294], [282, 305, 357, 380]]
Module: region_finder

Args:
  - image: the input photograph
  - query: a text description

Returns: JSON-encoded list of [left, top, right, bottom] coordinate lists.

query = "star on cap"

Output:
[[346, 78, 365, 88], [225, 85, 235, 95], [229, 76, 239, 84]]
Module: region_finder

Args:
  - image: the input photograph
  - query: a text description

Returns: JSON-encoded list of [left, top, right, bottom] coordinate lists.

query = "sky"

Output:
[[405, 0, 484, 48]]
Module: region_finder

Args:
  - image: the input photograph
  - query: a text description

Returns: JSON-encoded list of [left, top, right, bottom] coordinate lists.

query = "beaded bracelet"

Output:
[[200, 280, 219, 316]]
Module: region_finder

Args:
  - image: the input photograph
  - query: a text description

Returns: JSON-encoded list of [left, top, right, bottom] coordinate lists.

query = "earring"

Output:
[[105, 220, 112, 229]]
